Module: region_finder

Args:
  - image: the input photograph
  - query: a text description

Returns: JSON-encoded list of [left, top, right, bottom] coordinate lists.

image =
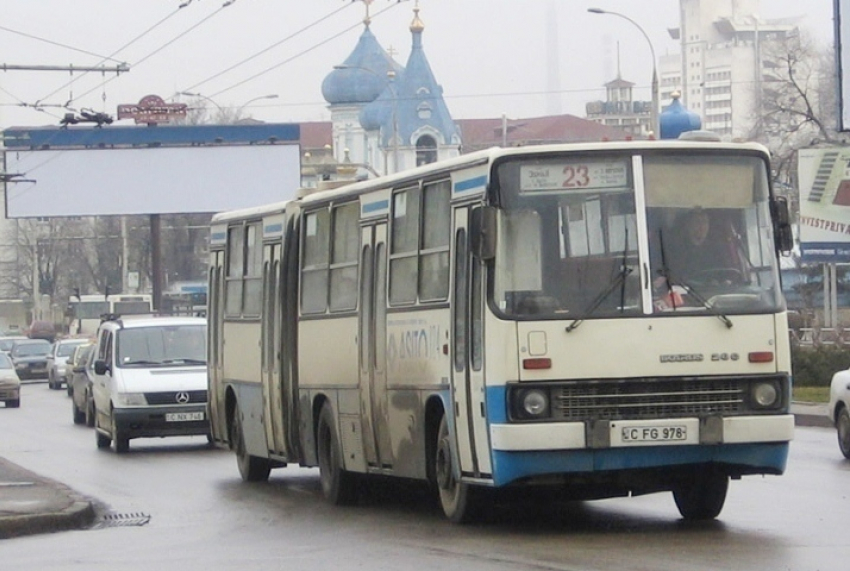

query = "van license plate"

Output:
[[166, 412, 204, 422]]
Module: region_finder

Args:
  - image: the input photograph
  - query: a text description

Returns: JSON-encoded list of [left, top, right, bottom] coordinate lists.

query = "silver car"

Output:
[[47, 338, 92, 391], [0, 351, 21, 408]]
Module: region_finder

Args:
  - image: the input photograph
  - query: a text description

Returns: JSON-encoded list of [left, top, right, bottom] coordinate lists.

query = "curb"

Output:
[[0, 498, 95, 539]]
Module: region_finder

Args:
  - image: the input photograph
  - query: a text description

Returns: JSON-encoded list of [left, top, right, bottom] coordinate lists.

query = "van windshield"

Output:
[[116, 324, 206, 367]]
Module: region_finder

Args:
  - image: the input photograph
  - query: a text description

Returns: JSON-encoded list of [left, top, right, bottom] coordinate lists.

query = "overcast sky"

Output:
[[0, 0, 837, 130]]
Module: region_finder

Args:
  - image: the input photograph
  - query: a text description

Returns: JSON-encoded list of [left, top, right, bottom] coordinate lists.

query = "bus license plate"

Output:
[[622, 425, 687, 442], [610, 419, 698, 447], [165, 412, 204, 422]]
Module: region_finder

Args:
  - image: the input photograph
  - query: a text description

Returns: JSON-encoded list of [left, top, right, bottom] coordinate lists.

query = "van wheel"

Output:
[[231, 408, 271, 482], [837, 407, 850, 460], [434, 414, 480, 523], [85, 393, 95, 428], [112, 410, 129, 453], [317, 402, 357, 505], [96, 424, 111, 449], [6, 399, 20, 408]]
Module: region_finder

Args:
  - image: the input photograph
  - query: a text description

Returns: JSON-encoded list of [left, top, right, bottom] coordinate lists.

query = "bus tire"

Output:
[[317, 402, 357, 505], [232, 408, 271, 482], [434, 414, 479, 523], [672, 469, 728, 520]]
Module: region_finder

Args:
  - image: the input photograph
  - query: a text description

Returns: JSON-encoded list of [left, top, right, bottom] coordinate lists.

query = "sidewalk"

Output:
[[0, 405, 835, 539], [0, 456, 95, 539]]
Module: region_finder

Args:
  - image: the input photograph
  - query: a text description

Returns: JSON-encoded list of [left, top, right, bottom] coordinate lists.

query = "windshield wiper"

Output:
[[163, 358, 206, 365], [566, 264, 633, 333], [122, 359, 162, 366], [657, 229, 733, 329]]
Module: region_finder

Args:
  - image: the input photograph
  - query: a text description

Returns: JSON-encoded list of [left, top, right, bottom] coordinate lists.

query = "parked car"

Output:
[[829, 367, 850, 459], [0, 351, 21, 408], [9, 339, 52, 380], [0, 336, 27, 353], [69, 343, 96, 426], [91, 316, 208, 453], [47, 338, 92, 391]]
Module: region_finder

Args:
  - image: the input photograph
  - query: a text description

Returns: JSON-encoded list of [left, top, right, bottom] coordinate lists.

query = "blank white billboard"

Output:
[[4, 144, 300, 217]]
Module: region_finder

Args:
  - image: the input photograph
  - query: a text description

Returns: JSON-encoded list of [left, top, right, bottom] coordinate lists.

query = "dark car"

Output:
[[69, 344, 96, 426], [9, 339, 52, 380]]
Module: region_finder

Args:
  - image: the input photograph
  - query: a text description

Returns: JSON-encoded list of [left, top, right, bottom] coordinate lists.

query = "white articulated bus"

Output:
[[208, 139, 795, 522]]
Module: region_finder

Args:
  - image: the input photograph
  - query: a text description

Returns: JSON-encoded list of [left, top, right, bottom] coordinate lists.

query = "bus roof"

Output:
[[211, 139, 771, 223]]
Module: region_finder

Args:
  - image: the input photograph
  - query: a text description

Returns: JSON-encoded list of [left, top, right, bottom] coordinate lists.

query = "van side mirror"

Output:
[[772, 196, 793, 254], [94, 359, 109, 375], [470, 206, 497, 261]]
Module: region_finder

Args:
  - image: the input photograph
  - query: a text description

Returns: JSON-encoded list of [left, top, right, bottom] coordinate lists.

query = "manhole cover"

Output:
[[92, 512, 151, 529]]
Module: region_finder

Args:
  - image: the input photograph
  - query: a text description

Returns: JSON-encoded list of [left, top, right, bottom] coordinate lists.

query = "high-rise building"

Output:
[[661, 0, 800, 140]]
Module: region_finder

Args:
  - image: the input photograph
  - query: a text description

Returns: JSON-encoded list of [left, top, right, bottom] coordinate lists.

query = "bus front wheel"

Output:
[[672, 469, 728, 520], [434, 415, 480, 523], [317, 402, 358, 505]]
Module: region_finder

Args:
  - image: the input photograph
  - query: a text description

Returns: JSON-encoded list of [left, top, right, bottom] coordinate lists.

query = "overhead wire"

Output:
[[60, 5, 226, 107], [205, 0, 403, 100], [182, 1, 354, 95], [34, 8, 186, 107], [0, 24, 125, 65]]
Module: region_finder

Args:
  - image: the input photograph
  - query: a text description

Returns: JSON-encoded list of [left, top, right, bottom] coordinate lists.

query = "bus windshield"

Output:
[[492, 150, 782, 319]]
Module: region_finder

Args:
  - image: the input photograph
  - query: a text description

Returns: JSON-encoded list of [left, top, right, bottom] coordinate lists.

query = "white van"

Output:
[[91, 315, 209, 453]]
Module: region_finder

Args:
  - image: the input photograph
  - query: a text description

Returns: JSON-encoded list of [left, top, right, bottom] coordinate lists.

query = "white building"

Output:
[[661, 0, 799, 140]]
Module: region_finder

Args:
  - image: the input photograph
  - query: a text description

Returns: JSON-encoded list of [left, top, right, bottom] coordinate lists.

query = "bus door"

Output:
[[451, 207, 489, 478], [261, 243, 287, 457], [208, 250, 226, 441], [359, 223, 392, 469]]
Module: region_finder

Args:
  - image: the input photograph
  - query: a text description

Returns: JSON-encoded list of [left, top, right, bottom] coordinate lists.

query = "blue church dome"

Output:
[[659, 92, 702, 140], [359, 6, 458, 147], [321, 25, 402, 105]]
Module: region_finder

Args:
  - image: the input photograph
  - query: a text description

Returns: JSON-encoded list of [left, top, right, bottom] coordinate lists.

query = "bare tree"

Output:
[[755, 31, 839, 187]]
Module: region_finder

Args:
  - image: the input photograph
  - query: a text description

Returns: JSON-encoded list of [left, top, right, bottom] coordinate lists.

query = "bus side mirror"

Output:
[[470, 206, 497, 261], [772, 196, 793, 255]]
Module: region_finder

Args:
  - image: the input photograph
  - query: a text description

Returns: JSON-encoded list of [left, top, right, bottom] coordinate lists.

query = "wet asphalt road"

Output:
[[1, 381, 848, 571]]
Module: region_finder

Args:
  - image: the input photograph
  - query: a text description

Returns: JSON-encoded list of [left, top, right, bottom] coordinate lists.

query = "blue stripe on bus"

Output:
[[363, 199, 389, 214], [454, 175, 487, 194], [483, 385, 789, 487], [264, 223, 283, 235], [489, 442, 790, 487]]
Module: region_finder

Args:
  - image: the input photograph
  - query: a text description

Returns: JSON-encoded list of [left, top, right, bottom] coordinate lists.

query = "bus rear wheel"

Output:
[[317, 402, 357, 505], [672, 469, 728, 520], [434, 415, 479, 523], [231, 407, 271, 482]]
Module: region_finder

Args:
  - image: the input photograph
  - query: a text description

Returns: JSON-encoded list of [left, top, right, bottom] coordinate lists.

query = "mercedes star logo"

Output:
[[175, 392, 190, 404]]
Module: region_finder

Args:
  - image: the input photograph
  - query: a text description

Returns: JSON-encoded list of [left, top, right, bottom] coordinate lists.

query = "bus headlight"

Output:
[[514, 388, 550, 420], [751, 381, 780, 409]]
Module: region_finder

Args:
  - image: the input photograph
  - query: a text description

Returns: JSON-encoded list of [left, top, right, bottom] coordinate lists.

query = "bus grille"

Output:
[[552, 378, 746, 421], [144, 390, 208, 405]]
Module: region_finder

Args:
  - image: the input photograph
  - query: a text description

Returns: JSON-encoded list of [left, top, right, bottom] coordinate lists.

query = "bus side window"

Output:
[[301, 208, 330, 314]]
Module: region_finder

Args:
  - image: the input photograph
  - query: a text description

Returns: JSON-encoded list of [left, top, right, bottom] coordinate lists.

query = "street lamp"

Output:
[[236, 94, 278, 117], [588, 7, 659, 137], [333, 64, 399, 174], [177, 92, 278, 121]]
